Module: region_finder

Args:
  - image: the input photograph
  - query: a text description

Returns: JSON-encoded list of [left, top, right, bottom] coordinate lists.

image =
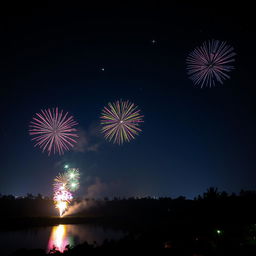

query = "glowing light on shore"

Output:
[[56, 202, 68, 217]]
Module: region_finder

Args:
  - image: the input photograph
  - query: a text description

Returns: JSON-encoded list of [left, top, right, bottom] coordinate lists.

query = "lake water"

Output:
[[0, 224, 125, 255]]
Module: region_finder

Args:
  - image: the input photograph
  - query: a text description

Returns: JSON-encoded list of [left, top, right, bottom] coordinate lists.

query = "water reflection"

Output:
[[48, 225, 73, 252], [47, 224, 124, 252], [0, 224, 124, 255]]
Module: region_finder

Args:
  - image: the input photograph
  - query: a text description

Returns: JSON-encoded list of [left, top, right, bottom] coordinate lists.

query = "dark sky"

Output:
[[1, 2, 256, 199]]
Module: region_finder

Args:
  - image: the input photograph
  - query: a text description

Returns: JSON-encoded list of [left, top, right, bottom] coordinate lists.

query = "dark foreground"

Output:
[[7, 224, 256, 255], [9, 234, 256, 255], [1, 189, 256, 254]]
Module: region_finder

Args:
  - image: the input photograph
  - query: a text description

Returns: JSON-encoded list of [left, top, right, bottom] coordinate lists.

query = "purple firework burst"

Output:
[[53, 189, 73, 202], [186, 40, 236, 88], [29, 108, 78, 155]]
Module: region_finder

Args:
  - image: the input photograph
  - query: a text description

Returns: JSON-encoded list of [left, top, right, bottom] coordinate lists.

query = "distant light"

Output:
[[216, 229, 222, 235], [101, 68, 105, 71], [64, 165, 69, 169], [152, 39, 156, 44]]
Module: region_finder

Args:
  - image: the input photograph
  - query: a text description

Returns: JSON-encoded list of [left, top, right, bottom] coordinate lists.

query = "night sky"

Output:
[[1, 3, 256, 199]]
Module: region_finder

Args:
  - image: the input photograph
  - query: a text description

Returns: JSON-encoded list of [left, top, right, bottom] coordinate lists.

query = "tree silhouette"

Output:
[[203, 187, 220, 200]]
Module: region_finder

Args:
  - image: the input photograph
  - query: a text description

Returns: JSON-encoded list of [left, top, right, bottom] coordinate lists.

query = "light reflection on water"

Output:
[[0, 224, 125, 255], [48, 225, 71, 252], [47, 224, 124, 252]]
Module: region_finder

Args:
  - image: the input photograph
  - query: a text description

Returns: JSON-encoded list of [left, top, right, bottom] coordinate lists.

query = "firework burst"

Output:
[[186, 40, 236, 88], [53, 173, 69, 192], [53, 190, 73, 202], [29, 107, 78, 155], [53, 167, 80, 216], [66, 168, 80, 181], [100, 100, 144, 145], [66, 168, 80, 191]]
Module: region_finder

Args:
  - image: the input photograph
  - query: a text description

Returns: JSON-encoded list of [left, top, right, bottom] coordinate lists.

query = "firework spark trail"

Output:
[[100, 100, 144, 145], [29, 108, 78, 155], [186, 40, 236, 88], [53, 168, 80, 216]]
